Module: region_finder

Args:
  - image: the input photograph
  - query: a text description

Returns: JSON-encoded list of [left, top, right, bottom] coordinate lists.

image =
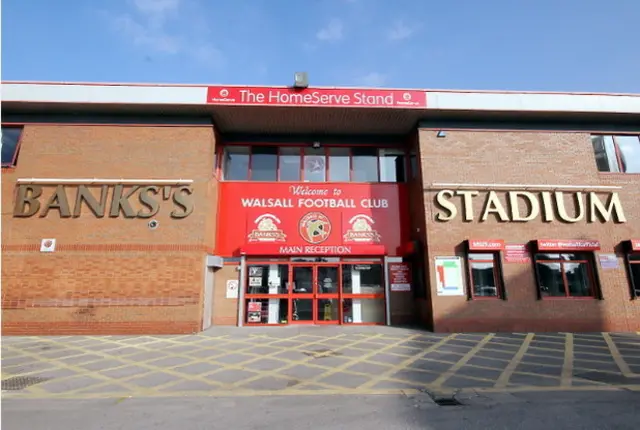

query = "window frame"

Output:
[[1, 125, 24, 168], [533, 252, 599, 300], [465, 251, 505, 300], [626, 252, 640, 300], [217, 143, 410, 183], [591, 134, 640, 175]]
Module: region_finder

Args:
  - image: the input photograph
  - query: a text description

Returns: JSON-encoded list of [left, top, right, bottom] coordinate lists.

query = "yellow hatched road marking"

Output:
[[561, 333, 574, 387], [602, 333, 635, 377], [431, 334, 495, 387], [495, 333, 534, 388]]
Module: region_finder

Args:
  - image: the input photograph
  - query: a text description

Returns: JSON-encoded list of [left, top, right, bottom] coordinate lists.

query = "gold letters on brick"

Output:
[[434, 190, 626, 223], [13, 184, 194, 219]]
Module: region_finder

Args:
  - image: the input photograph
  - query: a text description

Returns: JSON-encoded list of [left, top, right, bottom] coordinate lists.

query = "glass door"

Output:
[[290, 265, 315, 323], [316, 265, 341, 324]]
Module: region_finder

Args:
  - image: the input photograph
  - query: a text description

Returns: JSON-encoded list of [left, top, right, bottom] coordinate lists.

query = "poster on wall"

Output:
[[598, 254, 619, 269], [389, 263, 412, 292], [247, 302, 262, 323], [249, 277, 262, 287], [226, 280, 239, 299], [435, 256, 465, 296], [504, 244, 530, 263]]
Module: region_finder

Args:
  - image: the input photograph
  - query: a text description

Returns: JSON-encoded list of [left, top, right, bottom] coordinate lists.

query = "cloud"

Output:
[[387, 20, 415, 41], [316, 18, 343, 42], [357, 72, 387, 87], [105, 0, 224, 68]]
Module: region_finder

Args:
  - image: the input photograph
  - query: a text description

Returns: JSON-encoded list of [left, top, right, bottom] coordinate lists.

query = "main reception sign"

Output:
[[434, 190, 627, 223], [215, 183, 409, 256], [206, 86, 427, 108]]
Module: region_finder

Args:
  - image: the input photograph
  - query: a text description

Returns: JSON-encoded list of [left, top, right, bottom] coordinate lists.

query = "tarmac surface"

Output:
[[2, 326, 640, 399]]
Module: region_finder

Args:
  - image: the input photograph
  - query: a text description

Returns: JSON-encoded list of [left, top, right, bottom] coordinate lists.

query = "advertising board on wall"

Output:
[[216, 183, 409, 257]]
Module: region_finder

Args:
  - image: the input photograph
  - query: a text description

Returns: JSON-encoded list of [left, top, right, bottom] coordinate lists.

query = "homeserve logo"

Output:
[[394, 91, 423, 107], [209, 88, 236, 103]]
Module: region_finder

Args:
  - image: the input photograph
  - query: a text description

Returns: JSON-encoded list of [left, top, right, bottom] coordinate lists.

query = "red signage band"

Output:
[[216, 183, 410, 257], [631, 240, 640, 251], [240, 243, 386, 256], [206, 86, 427, 108], [537, 240, 601, 251], [468, 239, 505, 251], [389, 262, 412, 292]]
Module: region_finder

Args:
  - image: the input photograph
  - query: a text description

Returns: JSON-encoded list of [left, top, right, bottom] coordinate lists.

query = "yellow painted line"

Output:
[[495, 333, 534, 388], [602, 333, 635, 377], [359, 334, 457, 390], [561, 333, 574, 387], [431, 334, 495, 387]]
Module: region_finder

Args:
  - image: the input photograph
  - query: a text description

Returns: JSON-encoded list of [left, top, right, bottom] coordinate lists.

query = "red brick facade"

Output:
[[417, 129, 640, 332], [2, 117, 639, 334], [2, 125, 218, 334]]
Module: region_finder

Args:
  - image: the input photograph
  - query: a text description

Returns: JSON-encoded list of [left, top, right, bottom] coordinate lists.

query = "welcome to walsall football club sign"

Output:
[[206, 86, 427, 108]]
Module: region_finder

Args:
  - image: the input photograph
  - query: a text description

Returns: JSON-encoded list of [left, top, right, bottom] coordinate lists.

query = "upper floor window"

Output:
[[591, 134, 640, 174], [221, 145, 408, 183], [1, 126, 23, 167]]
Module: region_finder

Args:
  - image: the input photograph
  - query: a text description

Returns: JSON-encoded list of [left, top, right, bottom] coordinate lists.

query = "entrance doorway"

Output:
[[244, 259, 385, 325]]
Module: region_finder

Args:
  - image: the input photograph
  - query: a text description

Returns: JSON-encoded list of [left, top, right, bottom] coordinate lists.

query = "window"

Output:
[[467, 253, 502, 299], [328, 148, 350, 181], [352, 147, 379, 182], [1, 126, 23, 167], [303, 147, 326, 182], [591, 135, 640, 174], [279, 147, 301, 181], [223, 146, 250, 180], [220, 145, 409, 183], [250, 146, 278, 181], [629, 254, 640, 299], [379, 149, 406, 182], [534, 253, 597, 298]]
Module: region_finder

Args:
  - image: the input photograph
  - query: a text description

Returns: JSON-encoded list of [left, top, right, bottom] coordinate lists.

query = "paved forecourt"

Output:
[[2, 327, 639, 399]]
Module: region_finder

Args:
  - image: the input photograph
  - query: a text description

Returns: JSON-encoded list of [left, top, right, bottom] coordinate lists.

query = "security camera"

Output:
[[148, 219, 159, 229]]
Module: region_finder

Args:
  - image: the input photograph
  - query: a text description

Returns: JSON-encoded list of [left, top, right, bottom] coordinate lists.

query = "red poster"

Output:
[[389, 263, 411, 292], [504, 244, 531, 263], [631, 240, 640, 251], [468, 239, 504, 251], [537, 240, 600, 251], [216, 183, 410, 257], [206, 86, 427, 108]]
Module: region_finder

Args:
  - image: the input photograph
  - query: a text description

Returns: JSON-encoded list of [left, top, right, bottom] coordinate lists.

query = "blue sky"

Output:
[[2, 0, 639, 92]]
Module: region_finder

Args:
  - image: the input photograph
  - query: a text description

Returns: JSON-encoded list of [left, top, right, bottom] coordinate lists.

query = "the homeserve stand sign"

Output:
[[435, 256, 464, 296]]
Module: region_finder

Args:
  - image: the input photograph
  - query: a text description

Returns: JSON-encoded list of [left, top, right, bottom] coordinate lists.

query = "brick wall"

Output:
[[212, 265, 241, 325], [418, 129, 640, 332], [1, 125, 218, 335]]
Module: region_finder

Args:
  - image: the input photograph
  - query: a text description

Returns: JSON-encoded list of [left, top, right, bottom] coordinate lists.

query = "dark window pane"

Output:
[[246, 264, 288, 294], [469, 253, 498, 297], [250, 146, 278, 181], [615, 135, 640, 174], [223, 146, 250, 180], [564, 262, 592, 297], [341, 264, 383, 294], [379, 149, 406, 182], [536, 261, 565, 296], [591, 136, 618, 172], [630, 262, 640, 297], [328, 148, 350, 181], [1, 127, 22, 166], [317, 266, 339, 293], [352, 147, 378, 182], [409, 151, 418, 179], [303, 148, 326, 182], [279, 147, 301, 181]]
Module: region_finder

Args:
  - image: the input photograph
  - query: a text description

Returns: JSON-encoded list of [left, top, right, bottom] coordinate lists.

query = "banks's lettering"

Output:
[[435, 190, 626, 223], [13, 184, 194, 219]]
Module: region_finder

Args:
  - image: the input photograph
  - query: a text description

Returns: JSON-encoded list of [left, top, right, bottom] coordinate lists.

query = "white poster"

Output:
[[226, 280, 239, 299], [434, 256, 465, 296], [249, 277, 262, 287]]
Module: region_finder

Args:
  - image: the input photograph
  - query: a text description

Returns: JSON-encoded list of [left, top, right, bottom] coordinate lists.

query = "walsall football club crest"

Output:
[[343, 214, 381, 243], [299, 212, 331, 244], [248, 214, 287, 242]]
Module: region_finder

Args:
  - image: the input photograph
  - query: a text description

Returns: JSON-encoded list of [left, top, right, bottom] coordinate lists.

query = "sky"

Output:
[[2, 0, 639, 92]]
